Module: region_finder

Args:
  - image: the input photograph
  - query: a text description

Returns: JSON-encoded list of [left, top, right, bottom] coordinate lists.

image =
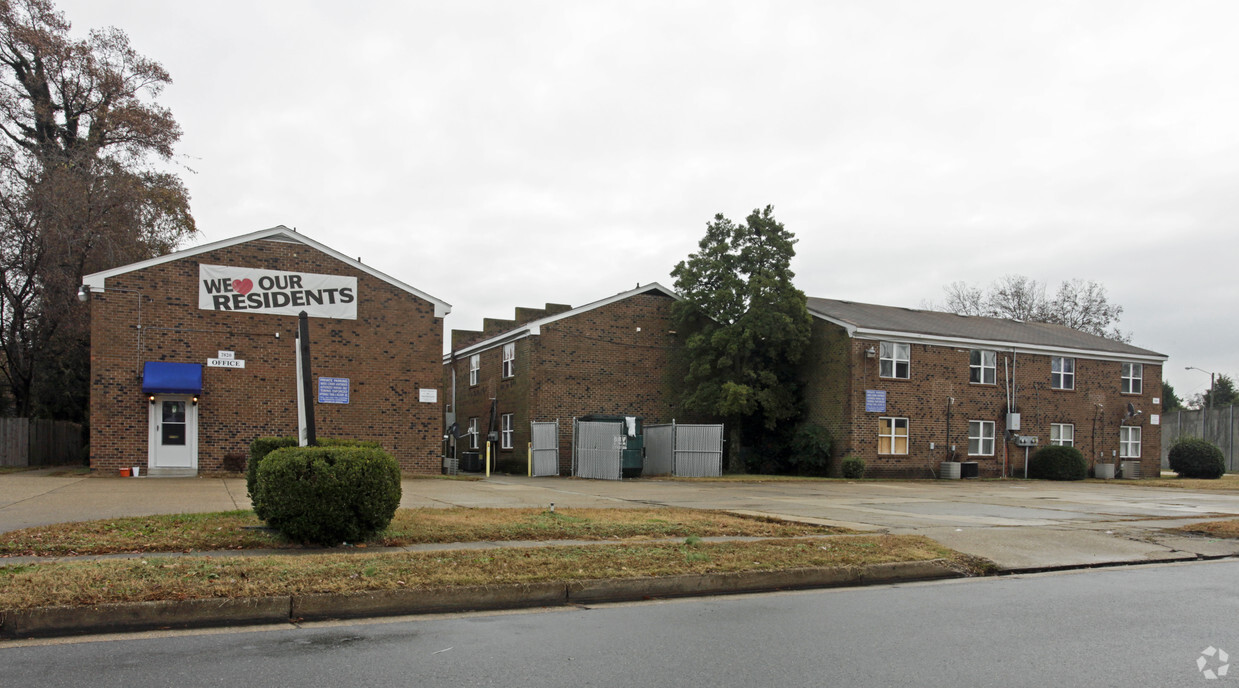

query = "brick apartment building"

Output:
[[801, 298, 1167, 478], [443, 284, 680, 473], [82, 226, 450, 475]]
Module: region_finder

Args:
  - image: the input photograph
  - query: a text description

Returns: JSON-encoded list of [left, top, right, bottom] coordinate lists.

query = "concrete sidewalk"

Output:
[[5, 470, 1239, 571]]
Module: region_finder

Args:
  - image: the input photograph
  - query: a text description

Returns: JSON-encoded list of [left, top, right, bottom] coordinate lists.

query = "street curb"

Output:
[[291, 582, 568, 621], [0, 560, 963, 639], [0, 596, 291, 638]]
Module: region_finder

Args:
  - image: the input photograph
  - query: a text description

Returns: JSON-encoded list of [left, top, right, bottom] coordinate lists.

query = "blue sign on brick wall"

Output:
[[865, 389, 887, 413], [318, 377, 350, 404]]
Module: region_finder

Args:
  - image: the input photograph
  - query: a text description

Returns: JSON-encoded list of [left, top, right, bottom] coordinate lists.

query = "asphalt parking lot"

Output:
[[4, 470, 1239, 570]]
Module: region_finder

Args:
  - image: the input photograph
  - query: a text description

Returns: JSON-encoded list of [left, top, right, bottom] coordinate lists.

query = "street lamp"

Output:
[[1185, 366, 1216, 411]]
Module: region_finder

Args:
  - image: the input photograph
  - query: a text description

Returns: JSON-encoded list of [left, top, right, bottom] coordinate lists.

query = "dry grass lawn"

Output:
[[1093, 474, 1239, 491], [0, 508, 842, 557], [1174, 520, 1239, 538], [0, 535, 989, 610]]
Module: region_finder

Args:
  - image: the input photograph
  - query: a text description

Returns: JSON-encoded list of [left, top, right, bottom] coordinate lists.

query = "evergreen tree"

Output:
[[670, 206, 811, 472]]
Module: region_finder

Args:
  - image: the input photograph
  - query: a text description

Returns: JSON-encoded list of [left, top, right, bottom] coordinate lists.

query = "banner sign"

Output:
[[199, 264, 357, 319], [865, 389, 887, 413]]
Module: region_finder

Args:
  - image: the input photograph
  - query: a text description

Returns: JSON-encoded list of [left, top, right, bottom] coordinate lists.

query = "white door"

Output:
[[149, 395, 197, 469]]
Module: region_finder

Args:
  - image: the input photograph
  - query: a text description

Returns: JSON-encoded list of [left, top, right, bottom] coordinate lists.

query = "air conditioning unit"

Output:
[[1006, 413, 1021, 431]]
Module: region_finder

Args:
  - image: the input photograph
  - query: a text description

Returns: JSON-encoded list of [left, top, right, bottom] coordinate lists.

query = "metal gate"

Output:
[[530, 421, 560, 477], [643, 422, 724, 477], [644, 424, 674, 475], [572, 419, 624, 480]]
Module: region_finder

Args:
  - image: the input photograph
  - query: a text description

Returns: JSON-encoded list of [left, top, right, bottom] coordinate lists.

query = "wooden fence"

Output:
[[0, 418, 86, 467]]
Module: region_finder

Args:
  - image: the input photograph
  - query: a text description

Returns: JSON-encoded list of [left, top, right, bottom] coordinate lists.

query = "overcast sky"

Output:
[[60, 0, 1239, 400]]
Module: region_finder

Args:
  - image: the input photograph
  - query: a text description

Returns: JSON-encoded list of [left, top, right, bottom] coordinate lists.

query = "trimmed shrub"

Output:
[[248, 437, 298, 517], [1028, 445, 1087, 481], [248, 437, 384, 519], [255, 446, 402, 545], [840, 456, 865, 479], [1168, 438, 1225, 479]]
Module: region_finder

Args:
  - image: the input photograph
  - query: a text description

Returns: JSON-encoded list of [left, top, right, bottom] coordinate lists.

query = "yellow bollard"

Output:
[[528, 442, 532, 476], [485, 442, 491, 477]]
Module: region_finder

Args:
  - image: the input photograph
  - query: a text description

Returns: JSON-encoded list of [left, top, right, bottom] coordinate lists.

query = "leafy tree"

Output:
[[0, 0, 195, 419], [931, 275, 1129, 342], [1190, 374, 1237, 409], [670, 205, 811, 472], [1161, 380, 1182, 412]]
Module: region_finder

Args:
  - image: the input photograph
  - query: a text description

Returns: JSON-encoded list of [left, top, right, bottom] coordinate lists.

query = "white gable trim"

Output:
[[445, 283, 680, 361], [82, 226, 452, 318]]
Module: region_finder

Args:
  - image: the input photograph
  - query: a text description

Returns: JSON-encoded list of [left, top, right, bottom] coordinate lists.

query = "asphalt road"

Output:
[[5, 560, 1237, 687]]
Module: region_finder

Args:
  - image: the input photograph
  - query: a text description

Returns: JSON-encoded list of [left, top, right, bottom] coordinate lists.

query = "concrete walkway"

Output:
[[5, 470, 1239, 571]]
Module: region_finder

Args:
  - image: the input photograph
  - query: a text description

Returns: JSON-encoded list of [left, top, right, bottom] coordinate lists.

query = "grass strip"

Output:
[[0, 508, 842, 557], [1174, 519, 1239, 538], [0, 535, 989, 610], [1090, 475, 1239, 491]]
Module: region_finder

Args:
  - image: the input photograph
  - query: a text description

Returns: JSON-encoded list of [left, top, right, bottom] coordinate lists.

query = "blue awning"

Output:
[[141, 362, 203, 394]]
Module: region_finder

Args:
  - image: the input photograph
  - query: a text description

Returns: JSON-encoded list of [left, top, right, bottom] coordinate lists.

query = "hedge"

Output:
[[255, 445, 402, 545], [247, 436, 382, 520], [1168, 438, 1226, 479], [1028, 445, 1087, 481]]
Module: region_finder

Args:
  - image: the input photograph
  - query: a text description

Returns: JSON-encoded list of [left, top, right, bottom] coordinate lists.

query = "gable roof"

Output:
[[82, 225, 451, 317], [807, 297, 1166, 363], [445, 283, 679, 360]]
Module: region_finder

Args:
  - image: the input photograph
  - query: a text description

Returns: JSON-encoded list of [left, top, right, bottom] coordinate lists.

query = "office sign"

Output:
[[199, 264, 357, 319]]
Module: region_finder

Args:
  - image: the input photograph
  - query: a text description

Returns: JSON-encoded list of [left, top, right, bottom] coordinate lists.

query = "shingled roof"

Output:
[[806, 297, 1166, 362]]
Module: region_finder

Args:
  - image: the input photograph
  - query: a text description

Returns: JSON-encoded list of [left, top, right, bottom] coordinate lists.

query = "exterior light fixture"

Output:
[[192, 395, 199, 405], [148, 394, 156, 404]]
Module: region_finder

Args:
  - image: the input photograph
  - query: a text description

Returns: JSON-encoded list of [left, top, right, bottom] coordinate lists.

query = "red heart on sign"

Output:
[[233, 278, 254, 295]]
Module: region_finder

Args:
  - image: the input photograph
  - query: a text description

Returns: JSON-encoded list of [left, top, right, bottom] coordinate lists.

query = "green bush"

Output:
[[255, 446, 402, 545], [788, 423, 833, 475], [1028, 445, 1087, 480], [247, 437, 298, 518], [1168, 438, 1225, 479], [840, 456, 865, 479], [248, 436, 383, 519]]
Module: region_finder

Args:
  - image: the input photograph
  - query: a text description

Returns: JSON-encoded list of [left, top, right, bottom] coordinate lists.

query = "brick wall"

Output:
[[804, 320, 1163, 478], [89, 238, 444, 473], [445, 291, 679, 474]]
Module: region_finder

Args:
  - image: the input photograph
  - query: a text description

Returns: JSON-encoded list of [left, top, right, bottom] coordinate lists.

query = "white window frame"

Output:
[[878, 417, 909, 455], [968, 420, 995, 456], [468, 354, 479, 386], [501, 413, 514, 450], [467, 417, 479, 450], [1121, 362, 1143, 395], [502, 343, 515, 379], [1051, 356, 1075, 390], [1120, 426, 1141, 458], [879, 341, 910, 379], [1050, 423, 1075, 447], [970, 350, 996, 385]]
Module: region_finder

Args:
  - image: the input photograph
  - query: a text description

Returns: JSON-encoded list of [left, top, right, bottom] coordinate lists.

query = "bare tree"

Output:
[[927, 274, 1130, 342], [0, 0, 195, 419]]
